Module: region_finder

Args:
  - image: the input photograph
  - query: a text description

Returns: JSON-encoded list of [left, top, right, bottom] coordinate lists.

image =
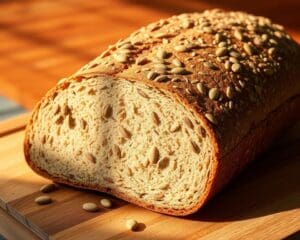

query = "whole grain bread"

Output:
[[24, 9, 300, 216]]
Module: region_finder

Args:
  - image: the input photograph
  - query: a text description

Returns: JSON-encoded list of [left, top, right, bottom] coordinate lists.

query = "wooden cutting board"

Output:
[[0, 114, 299, 240]]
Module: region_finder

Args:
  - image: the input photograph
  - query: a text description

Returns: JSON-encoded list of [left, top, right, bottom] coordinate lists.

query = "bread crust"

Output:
[[24, 10, 300, 216]]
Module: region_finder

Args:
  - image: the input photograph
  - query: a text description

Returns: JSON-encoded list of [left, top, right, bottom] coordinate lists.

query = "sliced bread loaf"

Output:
[[24, 9, 300, 216]]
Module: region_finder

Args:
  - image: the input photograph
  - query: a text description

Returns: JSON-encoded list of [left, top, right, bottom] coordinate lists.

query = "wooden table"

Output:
[[0, 114, 299, 239], [0, 0, 299, 109]]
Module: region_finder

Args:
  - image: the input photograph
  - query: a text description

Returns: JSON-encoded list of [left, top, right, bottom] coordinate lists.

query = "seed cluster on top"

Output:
[[79, 9, 298, 125]]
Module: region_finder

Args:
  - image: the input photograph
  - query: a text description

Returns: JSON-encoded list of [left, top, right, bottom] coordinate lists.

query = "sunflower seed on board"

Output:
[[100, 198, 112, 208], [82, 202, 99, 212], [215, 47, 228, 57], [155, 75, 169, 82], [156, 49, 169, 59], [150, 146, 159, 163], [233, 30, 243, 41], [158, 157, 170, 170], [243, 43, 254, 55], [35, 195, 52, 205], [204, 62, 218, 70], [40, 183, 56, 193], [226, 86, 234, 99], [126, 219, 139, 231], [113, 53, 128, 63], [172, 59, 183, 67]]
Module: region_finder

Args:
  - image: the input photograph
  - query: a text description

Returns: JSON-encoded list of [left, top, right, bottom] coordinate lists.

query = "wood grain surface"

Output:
[[0, 0, 299, 109], [0, 115, 299, 239]]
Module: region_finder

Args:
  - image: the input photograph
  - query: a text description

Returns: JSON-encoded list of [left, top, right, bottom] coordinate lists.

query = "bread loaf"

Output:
[[24, 9, 300, 216]]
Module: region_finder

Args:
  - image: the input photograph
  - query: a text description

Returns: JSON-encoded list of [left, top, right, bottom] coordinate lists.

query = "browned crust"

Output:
[[24, 74, 300, 216]]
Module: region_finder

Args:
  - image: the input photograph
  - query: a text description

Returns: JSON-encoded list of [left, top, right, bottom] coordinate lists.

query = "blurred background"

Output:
[[0, 0, 299, 120]]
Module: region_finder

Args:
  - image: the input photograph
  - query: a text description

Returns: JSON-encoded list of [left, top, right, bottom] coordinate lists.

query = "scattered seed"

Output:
[[208, 88, 220, 100], [100, 198, 112, 208], [126, 219, 139, 231], [226, 86, 234, 99], [147, 71, 159, 80], [229, 57, 239, 63], [183, 117, 194, 129], [82, 202, 99, 212], [190, 140, 200, 154], [102, 104, 113, 118], [215, 47, 228, 57], [86, 153, 96, 164], [171, 67, 190, 75], [113, 144, 121, 158], [205, 113, 217, 124], [218, 41, 227, 47], [150, 146, 159, 163], [159, 183, 169, 190], [35, 195, 52, 205], [229, 51, 241, 58], [231, 63, 241, 73], [40, 183, 56, 193], [120, 126, 131, 139], [174, 45, 188, 52]]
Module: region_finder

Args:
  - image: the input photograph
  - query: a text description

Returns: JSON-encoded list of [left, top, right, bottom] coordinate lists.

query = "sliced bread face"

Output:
[[26, 76, 213, 213]]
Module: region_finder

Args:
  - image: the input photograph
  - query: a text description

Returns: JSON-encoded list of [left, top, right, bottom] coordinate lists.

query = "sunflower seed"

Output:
[[80, 119, 87, 130], [147, 71, 159, 80], [171, 67, 190, 75], [215, 47, 228, 57], [113, 144, 121, 158], [234, 30, 243, 41], [126, 219, 139, 231], [208, 88, 219, 100], [120, 126, 131, 139], [169, 123, 181, 132], [136, 58, 149, 65], [229, 51, 241, 58], [154, 32, 174, 38], [82, 202, 99, 212], [102, 104, 113, 118], [190, 140, 200, 154], [151, 112, 160, 125], [226, 86, 234, 98], [55, 115, 64, 124], [113, 53, 128, 63], [154, 192, 165, 201], [174, 45, 188, 52], [196, 83, 206, 95], [53, 105, 60, 115], [182, 19, 193, 29], [86, 153, 96, 163], [100, 198, 112, 208], [157, 49, 169, 59], [204, 62, 218, 70], [154, 75, 169, 82], [150, 146, 159, 163], [137, 89, 149, 98], [231, 63, 241, 73], [172, 59, 183, 67], [243, 43, 254, 55], [40, 183, 56, 193], [35, 195, 52, 205], [183, 117, 194, 129], [224, 60, 231, 70], [205, 113, 217, 124], [158, 157, 170, 170]]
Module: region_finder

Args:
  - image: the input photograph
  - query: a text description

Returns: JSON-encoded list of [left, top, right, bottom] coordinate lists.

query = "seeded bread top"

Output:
[[74, 9, 300, 155]]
